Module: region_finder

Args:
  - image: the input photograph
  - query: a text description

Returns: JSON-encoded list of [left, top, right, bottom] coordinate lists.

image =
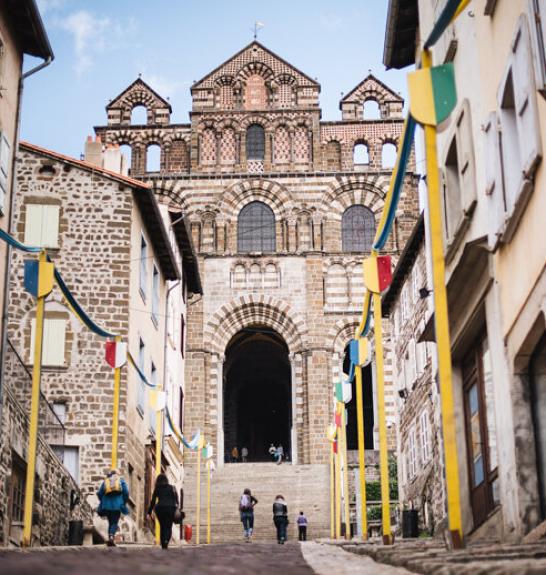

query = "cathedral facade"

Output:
[[95, 41, 420, 468]]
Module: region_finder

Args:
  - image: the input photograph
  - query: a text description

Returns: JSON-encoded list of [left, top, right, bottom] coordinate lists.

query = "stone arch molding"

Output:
[[219, 179, 295, 220], [320, 178, 388, 221], [205, 295, 307, 355], [329, 319, 360, 356]]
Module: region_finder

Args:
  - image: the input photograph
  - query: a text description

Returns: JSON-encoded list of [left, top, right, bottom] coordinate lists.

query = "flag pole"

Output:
[[341, 404, 351, 540], [196, 437, 203, 544], [155, 386, 162, 545], [207, 458, 211, 544], [355, 363, 368, 540], [111, 335, 122, 470], [330, 438, 335, 539]]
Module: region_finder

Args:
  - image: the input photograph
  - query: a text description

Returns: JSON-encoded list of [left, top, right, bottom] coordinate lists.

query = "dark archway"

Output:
[[343, 344, 375, 450], [223, 326, 291, 462]]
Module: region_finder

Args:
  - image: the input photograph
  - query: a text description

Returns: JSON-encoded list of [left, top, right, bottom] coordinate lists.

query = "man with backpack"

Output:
[[97, 469, 129, 546], [239, 488, 258, 541]]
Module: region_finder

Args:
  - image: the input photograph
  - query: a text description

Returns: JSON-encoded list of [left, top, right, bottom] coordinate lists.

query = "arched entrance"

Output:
[[223, 326, 291, 462]]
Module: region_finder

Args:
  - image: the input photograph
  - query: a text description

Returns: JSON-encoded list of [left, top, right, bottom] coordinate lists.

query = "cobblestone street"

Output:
[[0, 542, 417, 575]]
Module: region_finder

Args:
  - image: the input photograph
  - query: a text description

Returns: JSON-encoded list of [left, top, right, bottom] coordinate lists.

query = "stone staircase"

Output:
[[183, 462, 330, 544]]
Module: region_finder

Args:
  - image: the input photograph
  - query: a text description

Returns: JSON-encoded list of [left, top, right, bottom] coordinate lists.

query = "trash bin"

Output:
[[68, 520, 84, 545], [402, 510, 419, 538]]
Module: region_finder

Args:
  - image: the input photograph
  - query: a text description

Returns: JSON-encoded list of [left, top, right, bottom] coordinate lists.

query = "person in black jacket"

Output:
[[146, 473, 179, 549], [272, 494, 288, 544]]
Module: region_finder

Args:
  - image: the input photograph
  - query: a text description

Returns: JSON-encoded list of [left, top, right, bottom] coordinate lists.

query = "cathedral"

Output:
[[95, 41, 419, 535]]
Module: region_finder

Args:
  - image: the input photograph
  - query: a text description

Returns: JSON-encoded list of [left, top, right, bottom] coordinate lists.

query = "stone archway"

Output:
[[223, 326, 291, 462]]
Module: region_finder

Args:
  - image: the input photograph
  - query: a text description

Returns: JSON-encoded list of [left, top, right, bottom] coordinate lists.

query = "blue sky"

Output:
[[22, 1, 410, 159]]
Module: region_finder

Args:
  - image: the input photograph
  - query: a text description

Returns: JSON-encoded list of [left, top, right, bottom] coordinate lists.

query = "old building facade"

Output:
[[385, 0, 546, 543], [6, 141, 201, 543], [95, 39, 420, 519]]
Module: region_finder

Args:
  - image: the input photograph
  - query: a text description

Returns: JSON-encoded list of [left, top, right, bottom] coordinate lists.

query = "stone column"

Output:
[[211, 353, 225, 468]]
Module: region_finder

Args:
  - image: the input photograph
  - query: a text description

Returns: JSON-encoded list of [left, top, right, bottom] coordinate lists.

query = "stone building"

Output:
[[6, 141, 201, 543], [385, 0, 546, 543], [382, 215, 446, 536], [94, 41, 420, 539]]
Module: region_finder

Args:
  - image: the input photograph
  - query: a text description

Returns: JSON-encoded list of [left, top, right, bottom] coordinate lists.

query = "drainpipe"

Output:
[[0, 55, 53, 431]]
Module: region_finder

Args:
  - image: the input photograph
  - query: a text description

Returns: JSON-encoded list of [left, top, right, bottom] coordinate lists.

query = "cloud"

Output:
[[140, 73, 191, 99]]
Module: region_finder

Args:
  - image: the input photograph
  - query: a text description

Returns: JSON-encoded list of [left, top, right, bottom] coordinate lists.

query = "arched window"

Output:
[[342, 205, 375, 252], [146, 144, 161, 172], [120, 144, 132, 175], [353, 142, 369, 165], [246, 124, 265, 160], [382, 142, 397, 168], [131, 105, 147, 125], [363, 99, 381, 120], [238, 201, 275, 253]]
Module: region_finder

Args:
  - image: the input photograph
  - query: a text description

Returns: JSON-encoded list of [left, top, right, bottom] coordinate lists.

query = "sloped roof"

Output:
[[341, 73, 404, 103], [5, 0, 53, 59], [107, 77, 172, 112], [19, 141, 180, 281], [383, 0, 419, 69], [192, 41, 320, 90]]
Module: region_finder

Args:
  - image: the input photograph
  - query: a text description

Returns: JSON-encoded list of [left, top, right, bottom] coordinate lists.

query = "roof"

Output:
[[169, 212, 203, 295], [383, 0, 419, 70], [5, 0, 53, 60], [19, 141, 180, 281], [340, 73, 404, 103], [192, 41, 320, 90], [382, 213, 424, 316], [107, 77, 172, 112]]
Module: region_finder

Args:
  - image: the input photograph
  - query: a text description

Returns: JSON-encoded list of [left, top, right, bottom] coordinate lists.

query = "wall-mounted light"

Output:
[[419, 287, 432, 299], [398, 388, 408, 400]]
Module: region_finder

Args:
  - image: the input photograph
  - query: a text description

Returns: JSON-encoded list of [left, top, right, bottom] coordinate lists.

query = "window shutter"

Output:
[[529, 0, 546, 96], [24, 204, 42, 246], [41, 205, 60, 248], [484, 113, 506, 250], [0, 132, 10, 211], [30, 318, 66, 366], [455, 100, 477, 215], [512, 15, 542, 178]]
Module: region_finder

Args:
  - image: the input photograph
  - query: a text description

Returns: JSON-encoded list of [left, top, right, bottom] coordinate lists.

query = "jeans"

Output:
[[298, 525, 307, 541], [104, 510, 121, 538], [274, 516, 288, 542], [155, 506, 176, 548], [241, 511, 254, 536]]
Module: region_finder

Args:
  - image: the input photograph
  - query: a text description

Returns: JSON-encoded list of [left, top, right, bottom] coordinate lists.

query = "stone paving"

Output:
[[0, 541, 416, 575]]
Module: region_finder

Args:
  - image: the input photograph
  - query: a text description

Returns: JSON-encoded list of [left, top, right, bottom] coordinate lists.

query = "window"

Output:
[[237, 201, 276, 253], [382, 143, 397, 169], [52, 402, 67, 424], [178, 388, 184, 431], [442, 138, 462, 240], [151, 264, 160, 326], [529, 0, 546, 96], [353, 142, 369, 166], [10, 453, 26, 524], [420, 411, 431, 463], [408, 428, 418, 479], [246, 124, 265, 160], [24, 204, 60, 248], [146, 144, 161, 172], [363, 99, 381, 119], [30, 317, 67, 366], [342, 205, 375, 252], [180, 313, 185, 357], [0, 131, 10, 213], [463, 333, 499, 528], [131, 105, 147, 125], [62, 446, 80, 483], [137, 338, 145, 414], [140, 234, 148, 299], [496, 15, 542, 239]]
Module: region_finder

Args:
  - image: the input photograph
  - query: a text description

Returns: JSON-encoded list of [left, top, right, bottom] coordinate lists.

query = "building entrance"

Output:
[[223, 326, 291, 462]]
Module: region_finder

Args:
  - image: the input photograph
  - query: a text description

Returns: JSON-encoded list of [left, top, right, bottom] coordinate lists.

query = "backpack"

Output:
[[104, 475, 122, 495], [240, 494, 252, 511]]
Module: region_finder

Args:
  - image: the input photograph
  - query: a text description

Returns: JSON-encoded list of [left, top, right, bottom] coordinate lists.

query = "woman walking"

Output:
[[239, 488, 258, 541], [272, 494, 288, 544], [147, 473, 179, 549]]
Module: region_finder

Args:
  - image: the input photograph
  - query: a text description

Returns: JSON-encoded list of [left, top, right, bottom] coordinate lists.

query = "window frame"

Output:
[[137, 337, 146, 416], [246, 124, 265, 160], [341, 205, 375, 253], [24, 203, 60, 248], [139, 233, 148, 301], [151, 262, 160, 327], [237, 201, 276, 253]]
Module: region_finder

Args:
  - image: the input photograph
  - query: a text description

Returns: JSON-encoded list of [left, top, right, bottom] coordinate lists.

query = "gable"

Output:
[[192, 41, 320, 90], [342, 74, 403, 104], [107, 78, 172, 112]]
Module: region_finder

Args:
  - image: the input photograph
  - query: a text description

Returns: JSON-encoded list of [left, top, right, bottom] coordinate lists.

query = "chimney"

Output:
[[103, 144, 124, 175], [84, 135, 103, 167]]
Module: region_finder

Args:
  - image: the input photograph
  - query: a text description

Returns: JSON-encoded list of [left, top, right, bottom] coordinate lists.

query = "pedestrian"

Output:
[[268, 443, 276, 461], [146, 473, 180, 549], [297, 511, 308, 541], [272, 494, 288, 544], [231, 445, 239, 463], [239, 488, 258, 541], [275, 444, 284, 465], [97, 469, 129, 547], [241, 446, 249, 463]]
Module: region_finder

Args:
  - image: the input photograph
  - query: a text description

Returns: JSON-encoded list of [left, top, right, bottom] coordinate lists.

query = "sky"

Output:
[[21, 0, 411, 160]]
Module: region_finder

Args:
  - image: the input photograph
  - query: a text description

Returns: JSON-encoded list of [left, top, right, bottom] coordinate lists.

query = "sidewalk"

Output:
[[336, 539, 546, 575]]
